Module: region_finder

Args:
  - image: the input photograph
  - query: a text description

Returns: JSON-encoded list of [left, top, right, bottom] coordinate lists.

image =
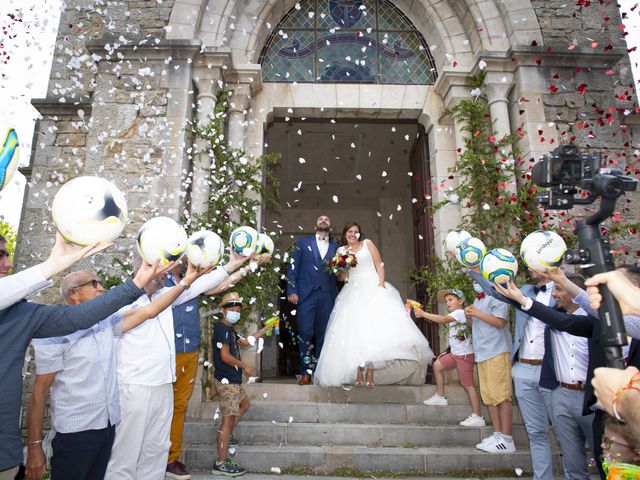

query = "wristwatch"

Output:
[[179, 279, 190, 290]]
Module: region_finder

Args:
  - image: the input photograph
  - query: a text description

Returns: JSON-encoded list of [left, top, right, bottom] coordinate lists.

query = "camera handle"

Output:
[[570, 187, 627, 369]]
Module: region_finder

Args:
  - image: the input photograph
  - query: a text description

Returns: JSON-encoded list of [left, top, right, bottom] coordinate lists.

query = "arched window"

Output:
[[259, 0, 437, 85]]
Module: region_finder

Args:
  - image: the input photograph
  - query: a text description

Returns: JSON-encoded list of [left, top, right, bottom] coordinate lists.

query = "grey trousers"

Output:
[[0, 466, 19, 480], [551, 386, 595, 480], [513, 362, 555, 480]]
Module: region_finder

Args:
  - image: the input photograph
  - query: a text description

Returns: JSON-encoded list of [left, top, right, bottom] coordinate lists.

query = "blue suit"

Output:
[[286, 235, 339, 374]]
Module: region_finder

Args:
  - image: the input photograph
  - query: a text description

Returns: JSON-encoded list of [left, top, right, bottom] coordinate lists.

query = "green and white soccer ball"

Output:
[[136, 216, 187, 265], [0, 111, 19, 192], [229, 226, 259, 256], [454, 236, 486, 267], [481, 248, 519, 284], [445, 229, 471, 255], [186, 230, 225, 267], [52, 176, 128, 245], [255, 233, 274, 259], [520, 230, 567, 271]]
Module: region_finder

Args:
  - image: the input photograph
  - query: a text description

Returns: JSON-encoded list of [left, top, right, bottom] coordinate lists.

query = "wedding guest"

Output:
[[600, 417, 640, 479], [414, 289, 484, 427], [465, 269, 514, 453], [0, 235, 154, 480], [211, 292, 270, 477], [166, 256, 269, 480], [25, 263, 209, 480], [286, 215, 340, 384], [592, 366, 640, 442], [105, 253, 249, 480]]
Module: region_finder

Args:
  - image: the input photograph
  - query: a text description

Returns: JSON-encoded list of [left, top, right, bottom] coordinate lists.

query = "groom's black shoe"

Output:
[[298, 374, 312, 385]]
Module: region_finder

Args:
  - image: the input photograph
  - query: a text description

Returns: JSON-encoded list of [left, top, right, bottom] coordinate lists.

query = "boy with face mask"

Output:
[[212, 292, 269, 477]]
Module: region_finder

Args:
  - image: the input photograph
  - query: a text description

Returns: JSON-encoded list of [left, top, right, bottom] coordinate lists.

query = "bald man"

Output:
[[26, 264, 209, 480]]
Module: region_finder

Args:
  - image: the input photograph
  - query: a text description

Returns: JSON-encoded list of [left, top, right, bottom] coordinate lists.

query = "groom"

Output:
[[287, 215, 340, 385]]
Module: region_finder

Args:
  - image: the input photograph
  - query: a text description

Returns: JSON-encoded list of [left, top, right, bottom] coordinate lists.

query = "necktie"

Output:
[[533, 284, 547, 295]]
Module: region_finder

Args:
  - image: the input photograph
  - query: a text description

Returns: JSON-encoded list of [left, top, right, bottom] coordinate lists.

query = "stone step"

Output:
[[240, 383, 474, 404], [185, 421, 551, 448], [198, 400, 524, 425], [184, 444, 561, 475]]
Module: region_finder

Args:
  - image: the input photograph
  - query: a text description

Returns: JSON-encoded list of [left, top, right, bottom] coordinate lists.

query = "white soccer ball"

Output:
[[445, 229, 471, 254], [454, 236, 487, 267], [481, 248, 519, 284], [136, 216, 188, 265], [255, 233, 275, 259], [520, 230, 567, 271], [0, 111, 20, 192], [52, 176, 128, 245], [186, 230, 225, 267], [230, 226, 259, 256]]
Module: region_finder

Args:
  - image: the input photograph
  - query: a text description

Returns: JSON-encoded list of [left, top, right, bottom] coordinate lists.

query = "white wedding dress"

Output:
[[314, 241, 434, 387]]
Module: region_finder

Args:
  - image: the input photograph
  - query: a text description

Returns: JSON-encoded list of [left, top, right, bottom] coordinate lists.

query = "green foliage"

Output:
[[0, 220, 17, 260], [411, 255, 473, 308]]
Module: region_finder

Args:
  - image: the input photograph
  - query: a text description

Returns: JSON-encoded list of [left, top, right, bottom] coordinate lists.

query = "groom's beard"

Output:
[[316, 225, 330, 232]]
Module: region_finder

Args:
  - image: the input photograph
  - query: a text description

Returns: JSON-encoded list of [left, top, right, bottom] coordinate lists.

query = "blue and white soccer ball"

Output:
[[186, 230, 225, 267], [454, 236, 486, 267], [481, 248, 519, 284], [520, 230, 567, 271], [445, 229, 471, 255], [52, 176, 128, 245], [136, 216, 187, 265], [0, 111, 20, 192], [255, 233, 274, 259], [230, 226, 259, 256]]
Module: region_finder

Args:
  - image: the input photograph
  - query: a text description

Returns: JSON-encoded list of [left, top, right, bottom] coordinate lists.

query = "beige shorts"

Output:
[[477, 351, 512, 406], [213, 378, 247, 417]]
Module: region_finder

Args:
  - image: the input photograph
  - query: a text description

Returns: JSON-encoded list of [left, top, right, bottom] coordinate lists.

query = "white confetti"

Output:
[[288, 416, 294, 423], [515, 468, 523, 476], [332, 195, 339, 203], [270, 467, 282, 474], [262, 392, 269, 399], [247, 336, 257, 346]]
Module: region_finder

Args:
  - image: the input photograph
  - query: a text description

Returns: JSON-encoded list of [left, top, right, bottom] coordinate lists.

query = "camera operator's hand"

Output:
[[493, 281, 528, 307], [591, 366, 639, 416], [585, 271, 640, 317]]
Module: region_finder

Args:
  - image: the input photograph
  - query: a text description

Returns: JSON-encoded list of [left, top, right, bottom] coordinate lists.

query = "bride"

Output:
[[314, 222, 434, 387]]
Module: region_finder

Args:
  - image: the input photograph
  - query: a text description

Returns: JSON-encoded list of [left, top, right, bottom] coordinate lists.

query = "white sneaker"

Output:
[[459, 413, 486, 427], [423, 394, 448, 406], [479, 435, 516, 453], [475, 434, 495, 449]]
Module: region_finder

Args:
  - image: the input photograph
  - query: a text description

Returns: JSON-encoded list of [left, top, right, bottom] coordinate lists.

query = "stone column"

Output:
[[226, 65, 262, 150]]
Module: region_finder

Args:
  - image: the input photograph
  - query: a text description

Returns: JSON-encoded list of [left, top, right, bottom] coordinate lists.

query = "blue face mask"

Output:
[[226, 311, 241, 324], [473, 283, 484, 294]]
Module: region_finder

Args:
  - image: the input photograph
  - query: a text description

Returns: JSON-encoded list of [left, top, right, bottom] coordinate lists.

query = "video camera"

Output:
[[532, 144, 638, 368]]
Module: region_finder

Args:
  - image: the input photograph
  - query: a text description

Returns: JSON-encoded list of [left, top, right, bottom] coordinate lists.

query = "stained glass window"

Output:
[[259, 0, 437, 85]]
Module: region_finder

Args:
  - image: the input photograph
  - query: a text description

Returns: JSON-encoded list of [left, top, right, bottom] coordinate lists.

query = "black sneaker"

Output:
[[212, 459, 246, 477], [228, 436, 239, 447]]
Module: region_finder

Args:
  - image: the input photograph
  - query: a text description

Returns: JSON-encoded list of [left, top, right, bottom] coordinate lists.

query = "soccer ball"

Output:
[[481, 248, 519, 284], [454, 237, 486, 267], [0, 111, 20, 192], [230, 226, 259, 256], [445, 229, 471, 254], [51, 176, 128, 245], [520, 230, 567, 270], [186, 230, 225, 267], [255, 233, 274, 259], [136, 216, 187, 265]]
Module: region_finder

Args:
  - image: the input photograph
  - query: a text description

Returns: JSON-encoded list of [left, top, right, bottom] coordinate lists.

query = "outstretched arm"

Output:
[[366, 240, 385, 288], [413, 306, 455, 324]]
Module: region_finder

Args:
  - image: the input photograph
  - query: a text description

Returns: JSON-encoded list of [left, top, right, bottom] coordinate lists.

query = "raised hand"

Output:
[[591, 366, 639, 416], [183, 261, 214, 286], [494, 280, 527, 306], [539, 267, 565, 284], [40, 232, 113, 279], [133, 259, 172, 289]]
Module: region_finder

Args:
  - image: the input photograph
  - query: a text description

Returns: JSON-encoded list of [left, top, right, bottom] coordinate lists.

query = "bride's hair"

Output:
[[341, 222, 364, 245]]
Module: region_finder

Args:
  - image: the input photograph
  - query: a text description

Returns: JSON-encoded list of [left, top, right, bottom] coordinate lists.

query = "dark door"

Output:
[[409, 125, 440, 356]]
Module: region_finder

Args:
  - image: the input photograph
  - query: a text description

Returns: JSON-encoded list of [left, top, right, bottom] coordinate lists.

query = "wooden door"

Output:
[[409, 125, 440, 356]]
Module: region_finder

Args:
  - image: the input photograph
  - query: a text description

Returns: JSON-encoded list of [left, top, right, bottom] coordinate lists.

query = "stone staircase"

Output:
[[182, 382, 561, 476]]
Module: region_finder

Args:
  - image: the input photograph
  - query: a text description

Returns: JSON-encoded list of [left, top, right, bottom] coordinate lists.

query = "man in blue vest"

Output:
[[286, 215, 339, 385]]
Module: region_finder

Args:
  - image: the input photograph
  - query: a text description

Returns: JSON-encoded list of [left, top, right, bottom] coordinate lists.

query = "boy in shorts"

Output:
[[466, 270, 514, 453], [413, 288, 485, 427], [212, 292, 269, 477]]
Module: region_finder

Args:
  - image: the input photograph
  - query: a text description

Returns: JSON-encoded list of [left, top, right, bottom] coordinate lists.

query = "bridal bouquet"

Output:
[[325, 249, 358, 275]]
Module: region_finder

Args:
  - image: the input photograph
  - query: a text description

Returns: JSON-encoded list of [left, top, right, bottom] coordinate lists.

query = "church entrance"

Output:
[[260, 116, 437, 378]]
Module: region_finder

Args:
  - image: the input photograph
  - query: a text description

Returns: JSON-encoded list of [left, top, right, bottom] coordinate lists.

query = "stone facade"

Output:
[[16, 0, 640, 434]]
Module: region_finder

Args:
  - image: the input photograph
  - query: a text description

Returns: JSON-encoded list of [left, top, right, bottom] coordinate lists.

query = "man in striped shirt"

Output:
[[25, 264, 210, 480]]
